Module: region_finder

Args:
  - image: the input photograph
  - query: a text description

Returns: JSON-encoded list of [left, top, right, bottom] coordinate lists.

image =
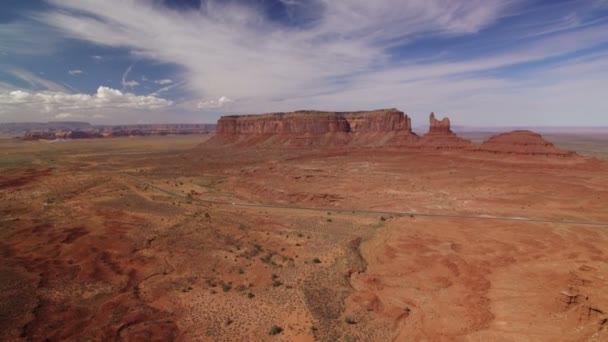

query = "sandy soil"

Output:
[[1, 135, 607, 341]]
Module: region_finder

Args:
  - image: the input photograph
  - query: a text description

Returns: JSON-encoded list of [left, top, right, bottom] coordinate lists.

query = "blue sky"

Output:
[[0, 0, 607, 126]]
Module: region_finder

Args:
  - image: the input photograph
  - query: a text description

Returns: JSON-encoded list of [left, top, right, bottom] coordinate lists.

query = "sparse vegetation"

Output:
[[344, 316, 356, 324], [380, 216, 386, 221], [312, 258, 321, 264], [269, 325, 283, 335], [247, 292, 255, 299]]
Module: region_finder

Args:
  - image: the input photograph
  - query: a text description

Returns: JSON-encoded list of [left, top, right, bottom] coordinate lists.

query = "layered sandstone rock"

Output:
[[428, 112, 452, 134], [419, 113, 472, 149], [478, 130, 575, 156], [216, 109, 411, 135], [212, 109, 416, 147]]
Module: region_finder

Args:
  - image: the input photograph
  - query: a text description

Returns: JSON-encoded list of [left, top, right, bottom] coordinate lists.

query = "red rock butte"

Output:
[[428, 112, 452, 134], [216, 109, 412, 134], [418, 112, 473, 149], [210, 109, 577, 157], [211, 109, 418, 147], [478, 130, 576, 156]]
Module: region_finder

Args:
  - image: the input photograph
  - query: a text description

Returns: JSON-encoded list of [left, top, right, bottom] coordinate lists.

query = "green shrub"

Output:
[[269, 325, 283, 335], [344, 316, 356, 324]]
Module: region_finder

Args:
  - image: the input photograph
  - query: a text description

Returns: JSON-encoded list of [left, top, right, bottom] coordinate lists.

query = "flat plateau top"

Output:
[[220, 108, 402, 120]]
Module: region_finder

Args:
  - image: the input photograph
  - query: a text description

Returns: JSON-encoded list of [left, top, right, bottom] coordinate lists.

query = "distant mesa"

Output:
[[209, 109, 578, 158], [478, 130, 575, 157], [212, 109, 418, 147], [216, 109, 412, 135], [9, 123, 216, 140]]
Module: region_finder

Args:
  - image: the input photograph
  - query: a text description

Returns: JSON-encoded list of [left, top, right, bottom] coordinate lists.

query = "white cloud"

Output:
[[91, 55, 102, 60], [68, 69, 83, 75], [38, 0, 520, 103], [12, 0, 608, 124], [55, 112, 81, 119], [6, 68, 68, 92], [154, 79, 173, 85], [121, 64, 139, 89], [123, 80, 140, 88], [0, 86, 172, 120], [197, 96, 234, 109]]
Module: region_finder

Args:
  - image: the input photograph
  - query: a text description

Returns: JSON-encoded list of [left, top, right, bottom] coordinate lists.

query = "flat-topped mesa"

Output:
[[216, 108, 412, 135], [478, 130, 576, 157], [428, 112, 452, 134]]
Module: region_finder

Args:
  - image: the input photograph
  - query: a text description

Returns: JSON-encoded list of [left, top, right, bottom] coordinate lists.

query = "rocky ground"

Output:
[[1, 135, 607, 341]]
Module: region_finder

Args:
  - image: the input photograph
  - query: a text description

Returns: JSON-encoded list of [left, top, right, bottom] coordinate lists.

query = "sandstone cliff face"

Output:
[[216, 109, 412, 135], [478, 130, 575, 156], [428, 112, 451, 134], [210, 110, 578, 157]]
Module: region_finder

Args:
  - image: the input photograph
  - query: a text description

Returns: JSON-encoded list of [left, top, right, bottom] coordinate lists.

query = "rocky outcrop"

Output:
[[419, 113, 472, 149], [428, 112, 452, 134], [19, 124, 216, 140], [477, 130, 575, 157], [209, 109, 580, 158], [23, 132, 56, 140], [212, 109, 416, 147], [216, 109, 411, 135]]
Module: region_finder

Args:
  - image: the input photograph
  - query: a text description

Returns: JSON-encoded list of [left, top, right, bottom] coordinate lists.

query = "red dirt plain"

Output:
[[1, 134, 607, 341]]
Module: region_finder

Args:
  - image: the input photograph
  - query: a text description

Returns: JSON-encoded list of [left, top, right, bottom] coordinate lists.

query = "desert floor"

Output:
[[1, 135, 607, 341]]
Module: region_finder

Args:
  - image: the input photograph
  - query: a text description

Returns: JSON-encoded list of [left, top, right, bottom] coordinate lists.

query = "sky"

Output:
[[0, 0, 607, 126]]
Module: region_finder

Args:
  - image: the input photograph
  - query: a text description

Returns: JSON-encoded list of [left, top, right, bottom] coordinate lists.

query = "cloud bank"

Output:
[[0, 86, 172, 121]]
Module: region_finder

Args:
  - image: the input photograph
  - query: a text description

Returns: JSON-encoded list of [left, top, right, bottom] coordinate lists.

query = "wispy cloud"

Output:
[[197, 96, 234, 109], [121, 64, 139, 89], [68, 69, 83, 75], [0, 0, 605, 124], [154, 79, 173, 85], [6, 68, 68, 92]]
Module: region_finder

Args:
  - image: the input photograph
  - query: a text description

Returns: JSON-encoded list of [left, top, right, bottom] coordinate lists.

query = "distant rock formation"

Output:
[[17, 123, 216, 140], [209, 109, 579, 157], [23, 132, 57, 140], [216, 109, 411, 135], [477, 130, 576, 157], [428, 112, 452, 134], [419, 113, 472, 149], [212, 109, 417, 147]]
